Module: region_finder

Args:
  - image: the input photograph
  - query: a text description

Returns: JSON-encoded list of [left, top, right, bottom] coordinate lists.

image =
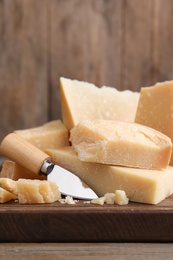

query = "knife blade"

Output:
[[0, 133, 98, 200]]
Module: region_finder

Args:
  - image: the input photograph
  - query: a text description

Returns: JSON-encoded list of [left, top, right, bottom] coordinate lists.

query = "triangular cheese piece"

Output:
[[60, 77, 139, 130]]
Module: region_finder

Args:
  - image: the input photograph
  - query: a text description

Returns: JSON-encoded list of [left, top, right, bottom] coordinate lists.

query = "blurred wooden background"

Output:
[[1, 0, 173, 141]]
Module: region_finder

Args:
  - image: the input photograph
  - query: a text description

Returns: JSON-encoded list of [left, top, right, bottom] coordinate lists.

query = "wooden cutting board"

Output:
[[0, 195, 173, 242]]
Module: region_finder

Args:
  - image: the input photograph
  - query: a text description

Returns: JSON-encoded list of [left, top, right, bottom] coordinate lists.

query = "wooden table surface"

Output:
[[0, 243, 173, 259]]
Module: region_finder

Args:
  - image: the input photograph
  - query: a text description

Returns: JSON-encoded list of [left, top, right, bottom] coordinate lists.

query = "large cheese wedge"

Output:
[[60, 77, 139, 130], [45, 147, 173, 204], [0, 187, 17, 203], [17, 179, 61, 204], [70, 119, 172, 170], [135, 81, 173, 165], [0, 160, 46, 180], [14, 120, 69, 151]]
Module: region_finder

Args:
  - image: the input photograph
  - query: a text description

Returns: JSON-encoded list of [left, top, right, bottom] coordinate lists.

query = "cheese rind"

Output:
[[60, 77, 139, 130], [70, 119, 172, 169], [14, 120, 69, 151], [135, 81, 173, 165], [45, 147, 173, 205], [17, 179, 61, 204]]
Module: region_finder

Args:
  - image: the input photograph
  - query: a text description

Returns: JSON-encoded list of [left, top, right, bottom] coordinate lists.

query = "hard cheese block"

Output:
[[0, 187, 17, 203], [60, 77, 139, 130], [135, 81, 173, 165], [16, 179, 61, 204], [0, 120, 69, 180], [0, 177, 18, 195], [45, 147, 173, 204], [14, 120, 69, 151], [0, 160, 46, 180], [70, 119, 172, 169]]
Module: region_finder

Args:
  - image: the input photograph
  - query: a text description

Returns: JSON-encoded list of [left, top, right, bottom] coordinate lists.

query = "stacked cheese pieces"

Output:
[[46, 78, 173, 205], [1, 78, 173, 205]]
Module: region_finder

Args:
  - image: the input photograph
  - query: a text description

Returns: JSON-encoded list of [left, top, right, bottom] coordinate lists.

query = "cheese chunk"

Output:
[[135, 81, 173, 165], [114, 190, 129, 205], [70, 119, 172, 169], [45, 147, 173, 205], [0, 187, 17, 203], [1, 120, 69, 181], [0, 160, 46, 180], [0, 178, 17, 195], [14, 120, 69, 151], [17, 179, 61, 204], [60, 77, 139, 130]]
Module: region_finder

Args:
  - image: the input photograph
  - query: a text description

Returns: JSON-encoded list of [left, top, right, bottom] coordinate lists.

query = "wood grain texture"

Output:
[[0, 0, 48, 140], [121, 0, 155, 90], [0, 243, 173, 259], [0, 195, 173, 243], [153, 0, 173, 83]]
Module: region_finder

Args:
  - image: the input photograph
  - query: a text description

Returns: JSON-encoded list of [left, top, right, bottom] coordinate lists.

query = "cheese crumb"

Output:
[[114, 190, 129, 205], [91, 190, 129, 206], [91, 196, 105, 205], [59, 196, 78, 205]]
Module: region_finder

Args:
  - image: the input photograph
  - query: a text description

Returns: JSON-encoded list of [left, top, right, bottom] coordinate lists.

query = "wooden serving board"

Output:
[[0, 195, 173, 242]]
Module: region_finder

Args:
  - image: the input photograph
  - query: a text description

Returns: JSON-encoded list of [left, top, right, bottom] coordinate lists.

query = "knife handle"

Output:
[[0, 133, 50, 175]]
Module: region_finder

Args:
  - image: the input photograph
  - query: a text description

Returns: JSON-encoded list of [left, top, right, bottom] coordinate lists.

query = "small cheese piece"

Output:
[[0, 178, 18, 195], [58, 196, 77, 205], [60, 77, 139, 130], [91, 191, 129, 205], [0, 187, 17, 203], [45, 147, 173, 204], [91, 197, 105, 205], [14, 120, 69, 151], [0, 160, 46, 180], [70, 119, 172, 170], [17, 179, 61, 204], [114, 190, 129, 205], [135, 81, 173, 165]]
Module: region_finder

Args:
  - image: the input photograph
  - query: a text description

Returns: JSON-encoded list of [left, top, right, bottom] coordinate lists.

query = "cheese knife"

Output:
[[0, 133, 98, 200]]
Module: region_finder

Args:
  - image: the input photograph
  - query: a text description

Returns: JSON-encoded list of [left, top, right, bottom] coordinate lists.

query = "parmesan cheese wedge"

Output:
[[1, 120, 69, 181], [45, 147, 173, 205], [60, 77, 139, 130], [70, 119, 172, 170], [135, 81, 173, 166], [14, 120, 69, 151], [0, 178, 18, 195], [0, 187, 17, 203], [0, 160, 46, 180], [17, 179, 61, 204]]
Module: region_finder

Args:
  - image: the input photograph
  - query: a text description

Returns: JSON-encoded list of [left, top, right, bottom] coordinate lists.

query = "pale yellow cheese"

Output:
[[60, 77, 139, 130], [0, 160, 46, 180], [17, 179, 61, 204], [114, 190, 129, 205], [135, 81, 173, 166], [70, 119, 172, 170], [0, 187, 17, 203], [0, 120, 69, 181], [91, 190, 129, 205], [45, 147, 173, 204], [0, 177, 17, 195], [14, 120, 69, 151]]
